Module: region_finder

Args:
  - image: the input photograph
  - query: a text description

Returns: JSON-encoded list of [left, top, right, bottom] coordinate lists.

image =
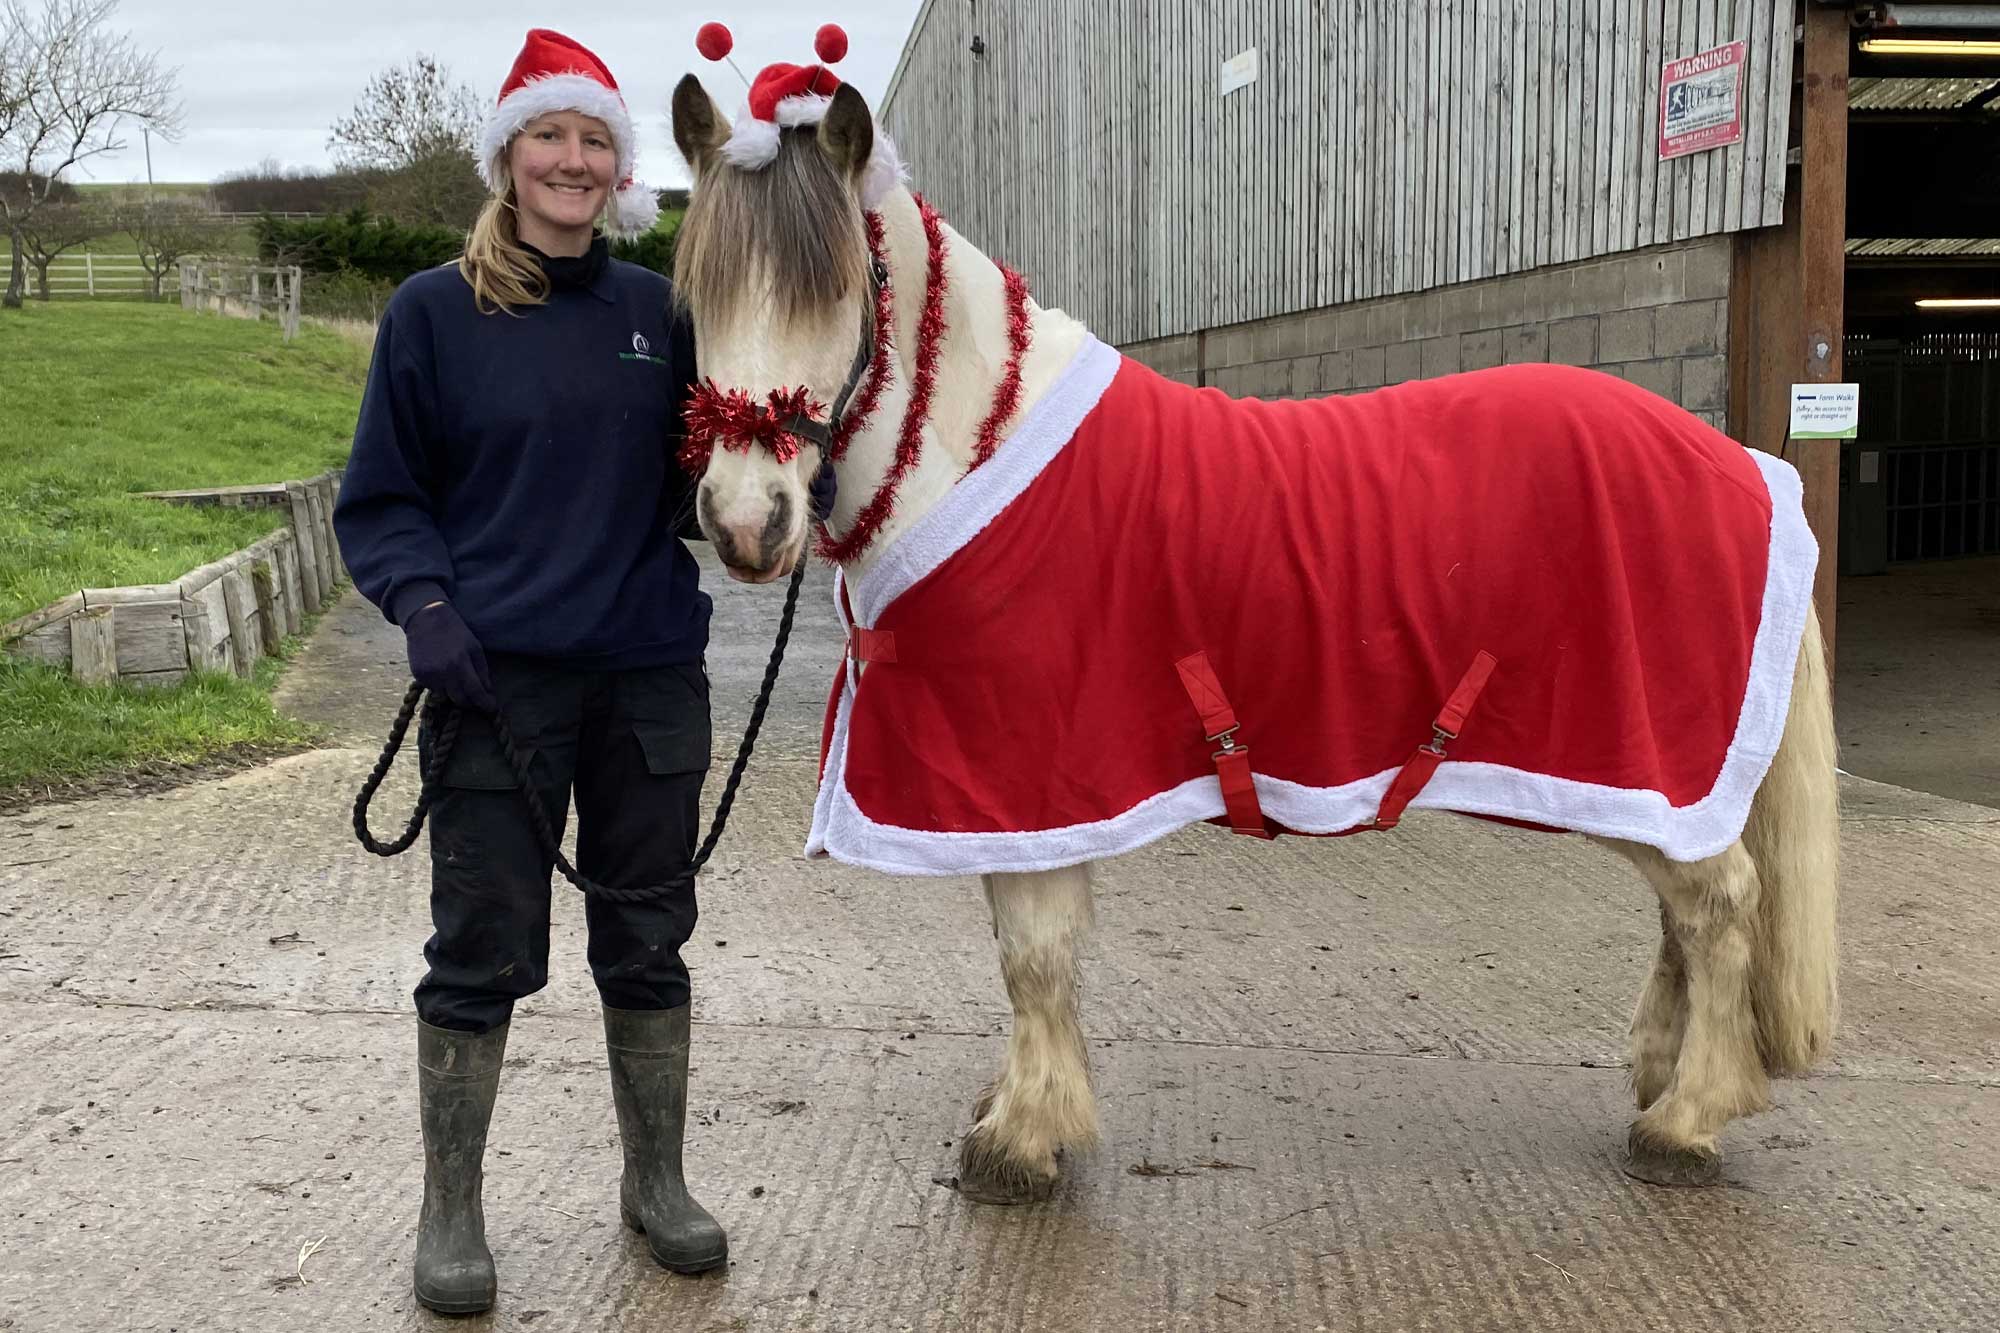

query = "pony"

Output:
[[668, 73, 1839, 1204]]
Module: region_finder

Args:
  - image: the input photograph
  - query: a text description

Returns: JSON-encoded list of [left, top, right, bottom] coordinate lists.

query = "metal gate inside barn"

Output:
[[1845, 327, 2000, 572]]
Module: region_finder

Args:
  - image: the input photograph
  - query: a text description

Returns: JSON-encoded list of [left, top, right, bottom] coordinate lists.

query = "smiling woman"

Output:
[[327, 27, 727, 1317]]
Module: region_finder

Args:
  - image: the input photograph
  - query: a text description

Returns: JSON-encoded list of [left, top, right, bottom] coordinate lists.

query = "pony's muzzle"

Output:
[[705, 488, 798, 582]]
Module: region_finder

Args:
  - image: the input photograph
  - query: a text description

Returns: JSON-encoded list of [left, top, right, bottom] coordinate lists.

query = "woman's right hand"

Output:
[[404, 601, 499, 713]]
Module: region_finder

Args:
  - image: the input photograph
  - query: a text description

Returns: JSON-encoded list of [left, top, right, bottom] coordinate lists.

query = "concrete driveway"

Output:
[[3, 550, 1995, 1332]]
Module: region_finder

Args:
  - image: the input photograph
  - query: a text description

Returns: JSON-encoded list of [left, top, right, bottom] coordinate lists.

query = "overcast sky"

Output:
[[83, 0, 925, 188]]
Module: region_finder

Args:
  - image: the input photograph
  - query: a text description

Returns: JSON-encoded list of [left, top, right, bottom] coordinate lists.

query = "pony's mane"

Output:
[[674, 128, 869, 326]]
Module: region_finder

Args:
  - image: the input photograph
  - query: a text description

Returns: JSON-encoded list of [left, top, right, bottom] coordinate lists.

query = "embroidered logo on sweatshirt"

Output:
[[620, 330, 667, 366]]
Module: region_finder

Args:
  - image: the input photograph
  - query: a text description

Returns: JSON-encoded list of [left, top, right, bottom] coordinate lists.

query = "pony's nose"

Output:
[[708, 490, 794, 574]]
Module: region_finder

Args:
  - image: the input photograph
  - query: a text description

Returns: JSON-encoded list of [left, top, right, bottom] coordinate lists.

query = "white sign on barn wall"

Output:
[[1659, 40, 1748, 160], [1220, 47, 1258, 97], [1789, 384, 1861, 440]]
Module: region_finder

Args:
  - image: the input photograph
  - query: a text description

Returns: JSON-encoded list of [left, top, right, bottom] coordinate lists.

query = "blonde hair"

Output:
[[459, 184, 550, 316]]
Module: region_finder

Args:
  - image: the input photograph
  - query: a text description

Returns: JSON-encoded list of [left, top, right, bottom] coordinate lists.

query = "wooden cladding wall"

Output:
[[880, 0, 1795, 346]]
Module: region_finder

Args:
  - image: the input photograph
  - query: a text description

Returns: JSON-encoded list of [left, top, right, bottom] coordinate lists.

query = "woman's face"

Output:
[[509, 111, 616, 240]]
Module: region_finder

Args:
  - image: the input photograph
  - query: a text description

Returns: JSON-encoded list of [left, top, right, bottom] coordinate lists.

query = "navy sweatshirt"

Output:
[[333, 246, 709, 669]]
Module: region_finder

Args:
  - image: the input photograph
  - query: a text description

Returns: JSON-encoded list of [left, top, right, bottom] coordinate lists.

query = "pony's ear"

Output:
[[817, 83, 874, 184], [673, 74, 730, 172]]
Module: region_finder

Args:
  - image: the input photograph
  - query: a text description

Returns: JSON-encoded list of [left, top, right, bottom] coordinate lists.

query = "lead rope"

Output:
[[352, 556, 809, 903]]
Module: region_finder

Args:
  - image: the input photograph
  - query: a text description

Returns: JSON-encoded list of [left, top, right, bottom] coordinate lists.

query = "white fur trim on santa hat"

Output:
[[719, 99, 909, 209], [860, 131, 907, 209], [720, 111, 782, 170], [774, 93, 834, 127], [478, 73, 636, 191]]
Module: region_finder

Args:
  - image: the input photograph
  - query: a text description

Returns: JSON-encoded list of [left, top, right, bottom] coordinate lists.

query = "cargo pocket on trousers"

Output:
[[632, 715, 710, 777], [629, 664, 712, 777]]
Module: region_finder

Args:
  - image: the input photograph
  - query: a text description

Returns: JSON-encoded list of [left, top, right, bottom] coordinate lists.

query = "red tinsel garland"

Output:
[[967, 261, 1033, 472], [816, 193, 950, 564], [679, 381, 826, 476], [828, 211, 896, 464]]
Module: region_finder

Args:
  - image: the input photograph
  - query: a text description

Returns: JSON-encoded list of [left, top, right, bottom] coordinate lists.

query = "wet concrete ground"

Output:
[[4, 550, 1997, 1332], [1836, 555, 2000, 810]]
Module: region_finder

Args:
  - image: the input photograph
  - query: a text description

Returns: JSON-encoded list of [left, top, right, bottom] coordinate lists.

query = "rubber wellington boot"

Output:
[[413, 1019, 508, 1314], [603, 1004, 728, 1273]]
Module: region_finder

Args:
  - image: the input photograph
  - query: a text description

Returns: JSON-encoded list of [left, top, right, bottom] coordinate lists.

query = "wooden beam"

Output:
[[1799, 1, 1850, 676], [1732, 6, 1849, 681]]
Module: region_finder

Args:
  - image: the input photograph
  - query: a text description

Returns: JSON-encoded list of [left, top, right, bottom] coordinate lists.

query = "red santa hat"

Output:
[[478, 29, 660, 237], [694, 22, 907, 207]]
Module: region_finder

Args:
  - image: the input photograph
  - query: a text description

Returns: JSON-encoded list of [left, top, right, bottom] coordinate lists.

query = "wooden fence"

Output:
[[20, 253, 170, 299], [1, 471, 346, 688], [179, 260, 304, 342]]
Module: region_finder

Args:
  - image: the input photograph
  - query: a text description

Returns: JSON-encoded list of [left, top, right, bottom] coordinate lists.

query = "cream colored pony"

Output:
[[670, 76, 1839, 1203]]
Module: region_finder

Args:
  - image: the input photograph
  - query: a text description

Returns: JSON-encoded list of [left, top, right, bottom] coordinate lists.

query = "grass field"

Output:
[[0, 300, 368, 799], [0, 302, 368, 621], [72, 182, 213, 199], [1, 224, 260, 261]]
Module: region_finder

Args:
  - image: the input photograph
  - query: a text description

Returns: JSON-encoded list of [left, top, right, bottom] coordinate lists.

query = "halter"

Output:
[[678, 256, 887, 475]]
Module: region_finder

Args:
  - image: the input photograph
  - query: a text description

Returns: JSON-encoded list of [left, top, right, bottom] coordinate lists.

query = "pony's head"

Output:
[[671, 51, 887, 582]]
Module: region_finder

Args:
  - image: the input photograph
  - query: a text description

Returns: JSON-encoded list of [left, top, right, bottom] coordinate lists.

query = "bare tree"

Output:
[[0, 0, 181, 308], [17, 196, 101, 295], [328, 54, 484, 227], [119, 196, 212, 298], [329, 54, 480, 174]]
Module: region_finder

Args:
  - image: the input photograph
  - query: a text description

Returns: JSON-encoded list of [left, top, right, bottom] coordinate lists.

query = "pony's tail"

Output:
[[1741, 600, 1841, 1075]]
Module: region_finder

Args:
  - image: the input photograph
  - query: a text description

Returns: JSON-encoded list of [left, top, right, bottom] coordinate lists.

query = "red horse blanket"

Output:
[[808, 338, 1817, 876]]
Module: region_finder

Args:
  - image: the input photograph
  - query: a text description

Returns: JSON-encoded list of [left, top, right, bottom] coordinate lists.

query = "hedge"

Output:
[[255, 208, 679, 289]]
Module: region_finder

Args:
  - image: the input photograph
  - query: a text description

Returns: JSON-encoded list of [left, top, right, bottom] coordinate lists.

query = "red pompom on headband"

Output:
[[695, 22, 732, 62]]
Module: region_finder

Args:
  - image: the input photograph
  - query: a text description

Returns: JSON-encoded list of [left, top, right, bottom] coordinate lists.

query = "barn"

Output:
[[877, 0, 2000, 802]]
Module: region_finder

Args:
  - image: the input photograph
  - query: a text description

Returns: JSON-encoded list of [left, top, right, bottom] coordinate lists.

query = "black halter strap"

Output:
[[781, 256, 887, 453]]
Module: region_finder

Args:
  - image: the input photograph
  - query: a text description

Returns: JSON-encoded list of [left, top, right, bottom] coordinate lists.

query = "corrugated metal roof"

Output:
[[1847, 237, 2000, 257], [1849, 76, 2000, 111]]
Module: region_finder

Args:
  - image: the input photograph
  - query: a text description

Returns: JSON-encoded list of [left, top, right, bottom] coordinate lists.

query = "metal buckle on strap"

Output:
[[1422, 723, 1456, 758], [1209, 724, 1243, 760]]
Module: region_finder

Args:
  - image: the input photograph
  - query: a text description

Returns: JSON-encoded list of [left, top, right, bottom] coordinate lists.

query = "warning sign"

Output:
[[1659, 40, 1747, 161]]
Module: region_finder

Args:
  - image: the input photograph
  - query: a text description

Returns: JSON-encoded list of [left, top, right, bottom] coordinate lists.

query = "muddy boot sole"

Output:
[[621, 1201, 729, 1273]]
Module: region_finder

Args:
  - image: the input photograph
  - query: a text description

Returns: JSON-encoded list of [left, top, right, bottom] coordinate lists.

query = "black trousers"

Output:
[[414, 655, 711, 1033]]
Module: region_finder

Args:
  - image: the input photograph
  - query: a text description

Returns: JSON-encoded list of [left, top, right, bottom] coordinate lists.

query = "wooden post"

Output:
[[276, 535, 304, 635], [251, 559, 284, 654], [220, 564, 259, 676], [69, 606, 117, 685], [308, 477, 338, 595], [1731, 7, 1847, 682], [85, 251, 95, 297], [1796, 2, 1848, 676], [317, 474, 346, 583], [286, 482, 324, 614], [250, 269, 261, 320], [288, 266, 302, 342]]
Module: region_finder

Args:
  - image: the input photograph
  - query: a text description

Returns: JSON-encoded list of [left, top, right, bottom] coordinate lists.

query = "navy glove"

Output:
[[808, 457, 838, 522], [404, 601, 498, 714]]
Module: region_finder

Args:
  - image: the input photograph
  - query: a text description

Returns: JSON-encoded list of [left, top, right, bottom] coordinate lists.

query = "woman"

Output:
[[334, 29, 731, 1314]]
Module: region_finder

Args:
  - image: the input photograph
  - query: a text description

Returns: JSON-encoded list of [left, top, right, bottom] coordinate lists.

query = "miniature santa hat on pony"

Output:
[[693, 21, 907, 207], [477, 28, 661, 237]]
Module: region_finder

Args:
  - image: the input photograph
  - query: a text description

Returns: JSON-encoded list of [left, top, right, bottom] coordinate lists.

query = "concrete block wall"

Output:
[[1121, 237, 1733, 430]]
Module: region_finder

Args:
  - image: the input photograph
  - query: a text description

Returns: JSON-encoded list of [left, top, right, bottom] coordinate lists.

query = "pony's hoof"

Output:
[[952, 1162, 1057, 1206], [952, 1133, 1058, 1206], [1623, 1130, 1723, 1187]]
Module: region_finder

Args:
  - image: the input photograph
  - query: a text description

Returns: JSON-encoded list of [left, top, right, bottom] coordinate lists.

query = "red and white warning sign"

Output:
[[1659, 40, 1747, 160]]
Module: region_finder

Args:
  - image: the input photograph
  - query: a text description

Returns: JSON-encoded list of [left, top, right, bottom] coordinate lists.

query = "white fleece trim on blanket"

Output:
[[805, 354, 1819, 875]]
